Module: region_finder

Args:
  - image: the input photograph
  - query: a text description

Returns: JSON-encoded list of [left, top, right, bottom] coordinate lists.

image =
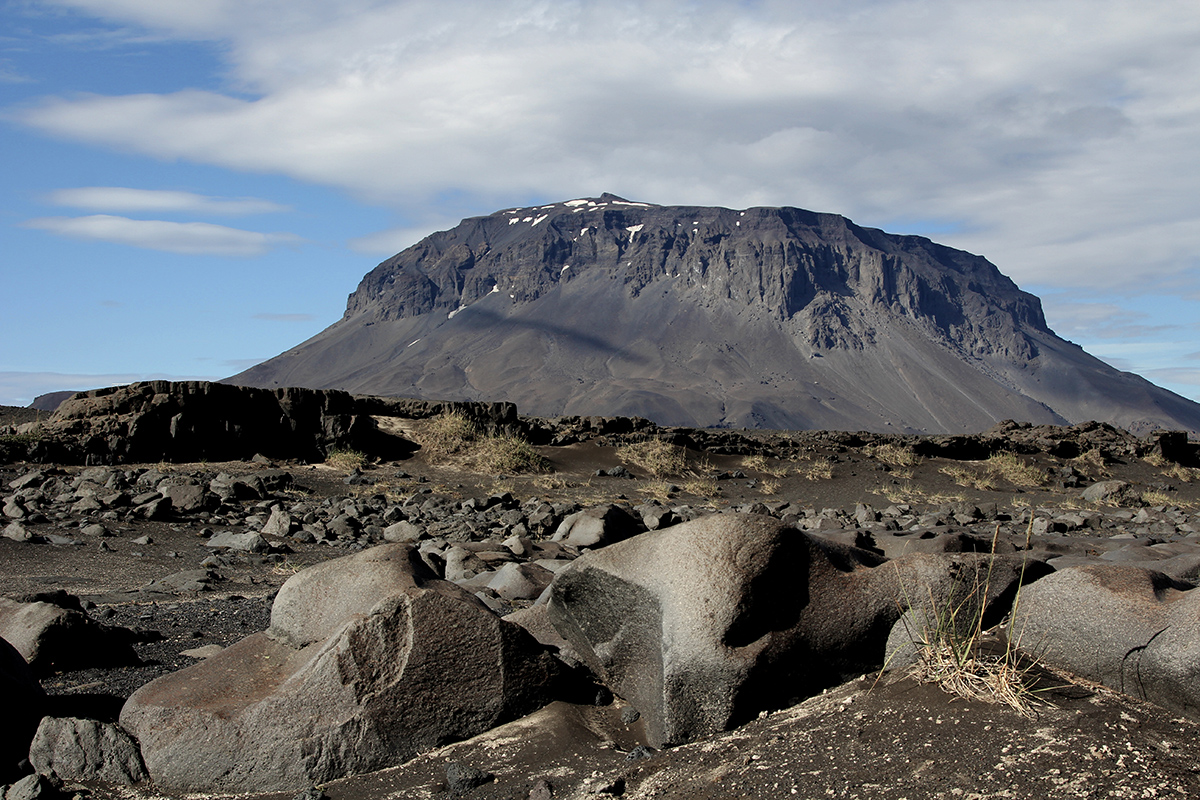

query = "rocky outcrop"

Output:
[[12, 381, 528, 465], [120, 544, 561, 792], [230, 196, 1200, 435]]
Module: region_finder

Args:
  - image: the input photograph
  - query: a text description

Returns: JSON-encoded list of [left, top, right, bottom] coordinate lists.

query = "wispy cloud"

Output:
[[22, 214, 302, 256], [252, 312, 315, 322], [47, 187, 289, 215]]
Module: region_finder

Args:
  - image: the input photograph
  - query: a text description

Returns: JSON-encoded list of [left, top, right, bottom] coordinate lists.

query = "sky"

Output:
[[2, 0, 1199, 408]]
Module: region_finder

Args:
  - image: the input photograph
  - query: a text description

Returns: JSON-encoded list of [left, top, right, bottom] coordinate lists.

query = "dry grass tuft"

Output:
[[1164, 463, 1199, 484], [680, 477, 720, 497], [876, 482, 968, 506], [897, 524, 1045, 719], [1140, 489, 1175, 508], [617, 439, 695, 478], [868, 443, 923, 468], [939, 464, 999, 492], [474, 434, 551, 475], [758, 479, 780, 495], [418, 411, 479, 458], [797, 460, 834, 481], [742, 454, 790, 478], [1143, 452, 1168, 468], [416, 412, 549, 474], [985, 452, 1047, 488], [325, 448, 369, 471]]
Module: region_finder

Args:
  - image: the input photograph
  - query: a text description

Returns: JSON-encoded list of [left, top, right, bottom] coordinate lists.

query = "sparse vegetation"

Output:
[[1072, 449, 1111, 476], [617, 439, 692, 478], [1143, 452, 1168, 468], [418, 411, 480, 458], [1163, 463, 1199, 484], [877, 482, 968, 506], [1140, 489, 1174, 508], [325, 448, 369, 471], [416, 412, 550, 474], [475, 434, 551, 474], [894, 524, 1043, 718], [742, 453, 790, 478], [939, 464, 999, 492], [984, 452, 1047, 488], [868, 443, 923, 468], [758, 479, 779, 495], [797, 460, 834, 481], [681, 477, 720, 497], [0, 430, 41, 461]]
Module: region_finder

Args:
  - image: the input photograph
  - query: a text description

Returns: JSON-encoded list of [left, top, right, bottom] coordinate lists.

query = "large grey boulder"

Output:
[[28, 717, 147, 786], [0, 597, 137, 676], [0, 638, 45, 784], [1012, 565, 1200, 718], [551, 504, 644, 549], [546, 513, 896, 747], [120, 544, 560, 793]]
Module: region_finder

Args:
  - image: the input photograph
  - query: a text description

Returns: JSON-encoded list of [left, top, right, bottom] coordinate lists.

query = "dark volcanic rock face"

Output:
[[231, 195, 1200, 435]]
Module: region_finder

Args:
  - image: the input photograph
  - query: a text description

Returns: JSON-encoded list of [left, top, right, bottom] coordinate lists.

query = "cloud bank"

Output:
[[18, 0, 1199, 295]]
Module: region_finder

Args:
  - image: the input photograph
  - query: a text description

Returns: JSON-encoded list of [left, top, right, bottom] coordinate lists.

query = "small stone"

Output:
[[445, 761, 493, 795]]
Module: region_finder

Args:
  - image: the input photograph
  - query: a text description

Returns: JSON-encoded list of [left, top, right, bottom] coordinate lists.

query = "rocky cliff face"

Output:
[[230, 196, 1200, 435]]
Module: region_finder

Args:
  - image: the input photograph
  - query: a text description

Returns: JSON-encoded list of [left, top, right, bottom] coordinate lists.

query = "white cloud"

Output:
[[17, 0, 1200, 297], [47, 187, 289, 215], [22, 214, 302, 255]]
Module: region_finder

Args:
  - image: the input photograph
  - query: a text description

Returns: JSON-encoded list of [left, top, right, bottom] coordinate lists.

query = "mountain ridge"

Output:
[[230, 196, 1200, 436]]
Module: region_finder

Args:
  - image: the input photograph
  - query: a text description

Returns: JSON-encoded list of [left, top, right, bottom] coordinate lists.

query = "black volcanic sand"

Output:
[[4, 432, 1200, 799]]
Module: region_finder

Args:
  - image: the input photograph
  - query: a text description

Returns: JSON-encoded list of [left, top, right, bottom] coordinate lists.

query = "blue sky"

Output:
[[2, 0, 1199, 408]]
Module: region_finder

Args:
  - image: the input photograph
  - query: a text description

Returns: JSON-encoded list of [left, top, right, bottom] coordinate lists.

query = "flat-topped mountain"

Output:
[[230, 195, 1200, 435]]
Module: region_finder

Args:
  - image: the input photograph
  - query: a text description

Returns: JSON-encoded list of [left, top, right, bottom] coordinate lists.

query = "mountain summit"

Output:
[[230, 195, 1200, 435]]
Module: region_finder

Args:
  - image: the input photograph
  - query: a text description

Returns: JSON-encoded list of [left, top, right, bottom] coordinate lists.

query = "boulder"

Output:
[[0, 597, 137, 675], [28, 717, 147, 785], [1081, 480, 1135, 505], [204, 531, 270, 553], [383, 520, 424, 543], [261, 508, 295, 537], [551, 504, 644, 549], [547, 514, 896, 747], [0, 637, 45, 784], [159, 482, 216, 514], [120, 544, 560, 792], [1012, 565, 1200, 718], [2, 521, 32, 543]]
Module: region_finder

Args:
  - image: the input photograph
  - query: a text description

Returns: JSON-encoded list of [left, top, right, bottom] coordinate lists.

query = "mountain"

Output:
[[229, 195, 1200, 436]]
